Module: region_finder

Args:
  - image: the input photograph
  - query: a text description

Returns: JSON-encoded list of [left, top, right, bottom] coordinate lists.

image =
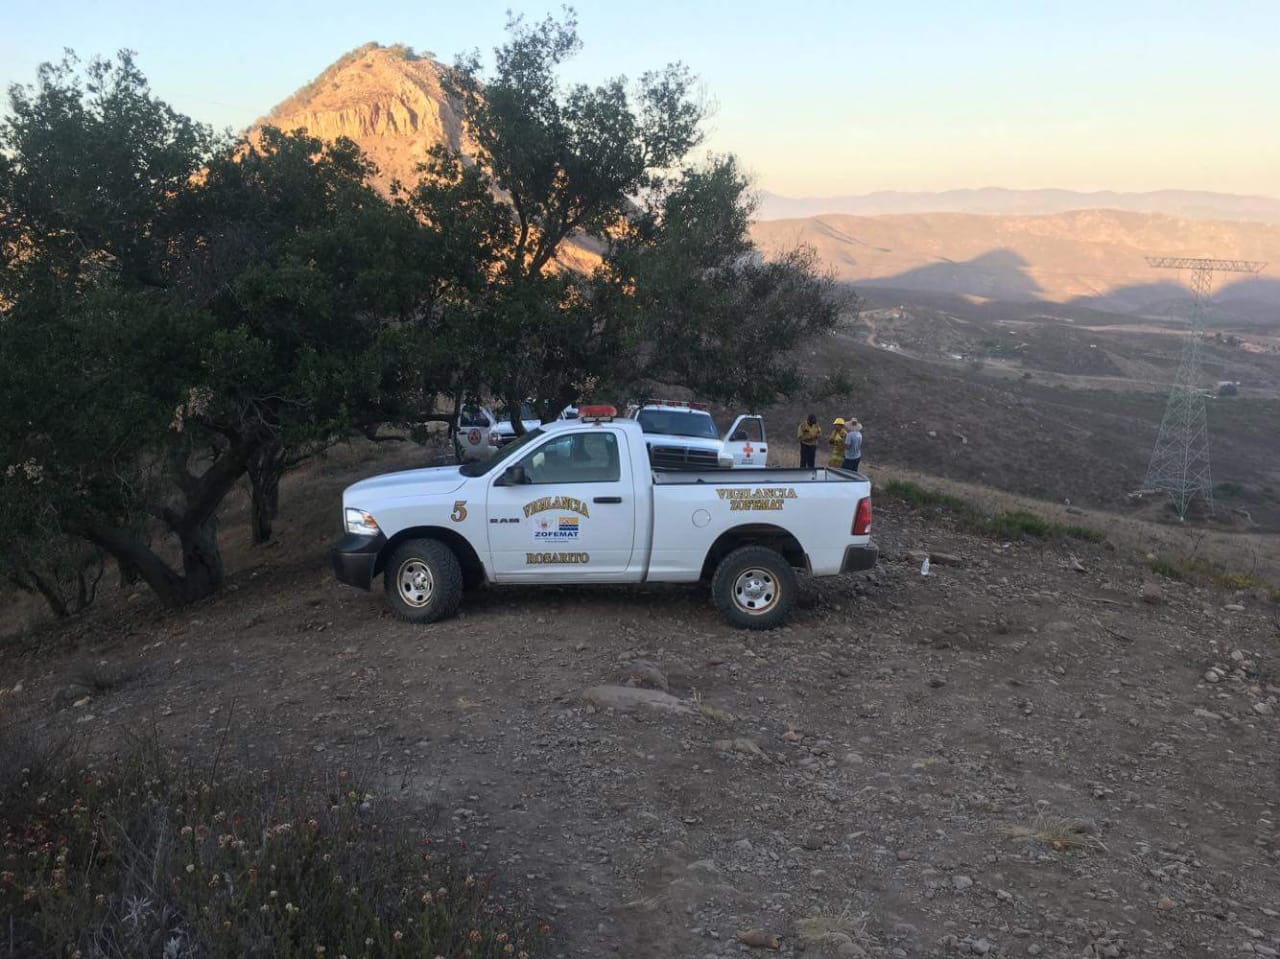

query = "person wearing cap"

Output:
[[843, 418, 864, 472], [796, 413, 822, 469], [827, 417, 847, 468]]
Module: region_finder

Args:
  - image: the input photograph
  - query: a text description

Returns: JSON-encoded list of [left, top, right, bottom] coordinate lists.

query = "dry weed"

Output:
[[796, 909, 875, 950], [1008, 811, 1107, 853]]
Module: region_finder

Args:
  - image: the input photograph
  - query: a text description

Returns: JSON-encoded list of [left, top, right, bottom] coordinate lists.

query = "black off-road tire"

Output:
[[383, 538, 463, 624], [711, 545, 798, 631]]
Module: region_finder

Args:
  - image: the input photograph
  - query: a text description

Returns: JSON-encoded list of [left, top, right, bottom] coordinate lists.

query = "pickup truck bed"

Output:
[[646, 468, 871, 581]]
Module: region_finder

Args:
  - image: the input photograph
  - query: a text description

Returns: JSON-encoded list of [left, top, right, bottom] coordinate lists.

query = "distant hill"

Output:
[[749, 209, 1280, 316], [757, 188, 1280, 225]]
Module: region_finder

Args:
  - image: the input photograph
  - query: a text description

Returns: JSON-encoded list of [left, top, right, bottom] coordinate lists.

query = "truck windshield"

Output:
[[459, 428, 544, 477], [636, 409, 718, 439]]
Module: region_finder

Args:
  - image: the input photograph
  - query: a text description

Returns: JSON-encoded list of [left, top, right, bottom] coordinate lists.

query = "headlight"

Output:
[[345, 508, 380, 536]]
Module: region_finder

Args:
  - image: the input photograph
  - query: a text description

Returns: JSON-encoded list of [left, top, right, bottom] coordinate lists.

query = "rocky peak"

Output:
[[257, 42, 471, 194]]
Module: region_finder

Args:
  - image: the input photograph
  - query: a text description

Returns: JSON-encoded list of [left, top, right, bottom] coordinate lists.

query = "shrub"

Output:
[[881, 480, 970, 514], [810, 370, 855, 401], [0, 731, 546, 958], [1147, 555, 1277, 598], [882, 481, 1103, 544], [981, 511, 1104, 544], [1148, 557, 1185, 581]]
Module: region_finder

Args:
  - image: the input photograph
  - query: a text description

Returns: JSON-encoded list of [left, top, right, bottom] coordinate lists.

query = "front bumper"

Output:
[[841, 542, 879, 574], [330, 533, 387, 590]]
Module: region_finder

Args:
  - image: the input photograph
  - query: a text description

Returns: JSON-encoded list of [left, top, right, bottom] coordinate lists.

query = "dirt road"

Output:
[[3, 455, 1278, 958]]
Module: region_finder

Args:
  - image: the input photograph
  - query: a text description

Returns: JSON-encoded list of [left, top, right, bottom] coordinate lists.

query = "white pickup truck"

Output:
[[332, 409, 876, 629]]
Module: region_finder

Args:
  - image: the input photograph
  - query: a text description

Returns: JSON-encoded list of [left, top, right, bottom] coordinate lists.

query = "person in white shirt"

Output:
[[842, 418, 863, 472]]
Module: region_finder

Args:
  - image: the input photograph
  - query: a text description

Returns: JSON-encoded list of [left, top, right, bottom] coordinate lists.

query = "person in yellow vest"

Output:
[[796, 413, 822, 469], [827, 417, 848, 468]]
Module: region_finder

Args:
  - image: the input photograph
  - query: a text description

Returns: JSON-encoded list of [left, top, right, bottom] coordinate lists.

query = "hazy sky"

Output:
[[3, 0, 1278, 197]]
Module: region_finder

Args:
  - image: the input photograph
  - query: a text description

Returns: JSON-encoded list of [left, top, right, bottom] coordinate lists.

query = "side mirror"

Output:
[[499, 465, 528, 486], [717, 453, 735, 469]]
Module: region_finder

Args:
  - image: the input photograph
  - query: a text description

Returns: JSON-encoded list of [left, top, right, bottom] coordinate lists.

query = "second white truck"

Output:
[[628, 401, 769, 469], [332, 407, 875, 629]]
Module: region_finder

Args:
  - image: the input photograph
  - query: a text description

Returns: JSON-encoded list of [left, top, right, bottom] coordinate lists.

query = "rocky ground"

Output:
[[3, 455, 1278, 959]]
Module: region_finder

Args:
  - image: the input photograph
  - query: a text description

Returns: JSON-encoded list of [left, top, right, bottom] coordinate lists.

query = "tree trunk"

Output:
[[76, 553, 104, 612], [247, 440, 286, 545], [9, 570, 70, 619], [506, 392, 527, 437], [85, 524, 217, 607], [118, 557, 141, 589], [84, 436, 254, 607], [178, 514, 223, 600]]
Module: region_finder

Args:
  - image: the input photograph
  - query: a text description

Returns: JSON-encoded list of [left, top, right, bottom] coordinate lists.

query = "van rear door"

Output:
[[722, 415, 767, 467]]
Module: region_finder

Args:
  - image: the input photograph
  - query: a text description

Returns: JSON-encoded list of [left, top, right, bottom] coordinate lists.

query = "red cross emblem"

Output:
[[742, 442, 754, 458]]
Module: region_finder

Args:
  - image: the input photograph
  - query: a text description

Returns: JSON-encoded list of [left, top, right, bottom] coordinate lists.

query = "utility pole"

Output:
[[1142, 256, 1266, 520]]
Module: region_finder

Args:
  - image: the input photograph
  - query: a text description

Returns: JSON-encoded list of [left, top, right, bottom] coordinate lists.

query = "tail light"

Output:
[[852, 497, 872, 535]]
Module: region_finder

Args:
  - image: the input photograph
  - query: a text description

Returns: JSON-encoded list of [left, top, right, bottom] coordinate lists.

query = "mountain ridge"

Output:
[[757, 187, 1280, 225], [749, 208, 1280, 315]]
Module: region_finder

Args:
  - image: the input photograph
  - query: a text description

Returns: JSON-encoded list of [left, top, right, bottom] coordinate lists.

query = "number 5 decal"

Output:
[[450, 500, 468, 523]]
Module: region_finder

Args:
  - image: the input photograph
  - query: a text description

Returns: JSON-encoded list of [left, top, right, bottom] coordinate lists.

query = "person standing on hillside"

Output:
[[797, 414, 822, 469], [843, 418, 864, 472], [827, 417, 847, 468]]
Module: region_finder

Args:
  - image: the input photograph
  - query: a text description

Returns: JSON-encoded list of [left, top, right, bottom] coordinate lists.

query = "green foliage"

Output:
[[1147, 557, 1184, 580], [811, 369, 856, 401], [433, 11, 837, 423], [981, 511, 1103, 543], [1147, 554, 1276, 597], [882, 480, 971, 514], [882, 481, 1104, 543], [0, 731, 546, 957], [616, 159, 840, 407], [0, 50, 218, 295]]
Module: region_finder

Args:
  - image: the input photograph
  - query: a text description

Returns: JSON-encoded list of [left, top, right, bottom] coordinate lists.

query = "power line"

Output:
[[1141, 256, 1266, 520]]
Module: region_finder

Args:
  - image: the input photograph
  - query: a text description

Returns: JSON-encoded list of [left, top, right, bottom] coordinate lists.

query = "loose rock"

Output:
[[582, 685, 691, 713], [736, 928, 781, 950]]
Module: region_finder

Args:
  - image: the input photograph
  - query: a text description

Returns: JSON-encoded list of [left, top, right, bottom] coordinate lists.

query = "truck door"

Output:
[[722, 415, 767, 468], [485, 427, 637, 581]]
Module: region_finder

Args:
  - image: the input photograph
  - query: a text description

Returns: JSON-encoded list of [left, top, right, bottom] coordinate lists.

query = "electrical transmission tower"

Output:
[[1142, 256, 1266, 520]]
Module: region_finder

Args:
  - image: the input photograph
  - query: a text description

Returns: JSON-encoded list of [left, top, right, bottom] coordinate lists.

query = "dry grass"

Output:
[[1008, 812, 1107, 853], [796, 910, 874, 949], [0, 723, 548, 957], [696, 702, 736, 723]]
